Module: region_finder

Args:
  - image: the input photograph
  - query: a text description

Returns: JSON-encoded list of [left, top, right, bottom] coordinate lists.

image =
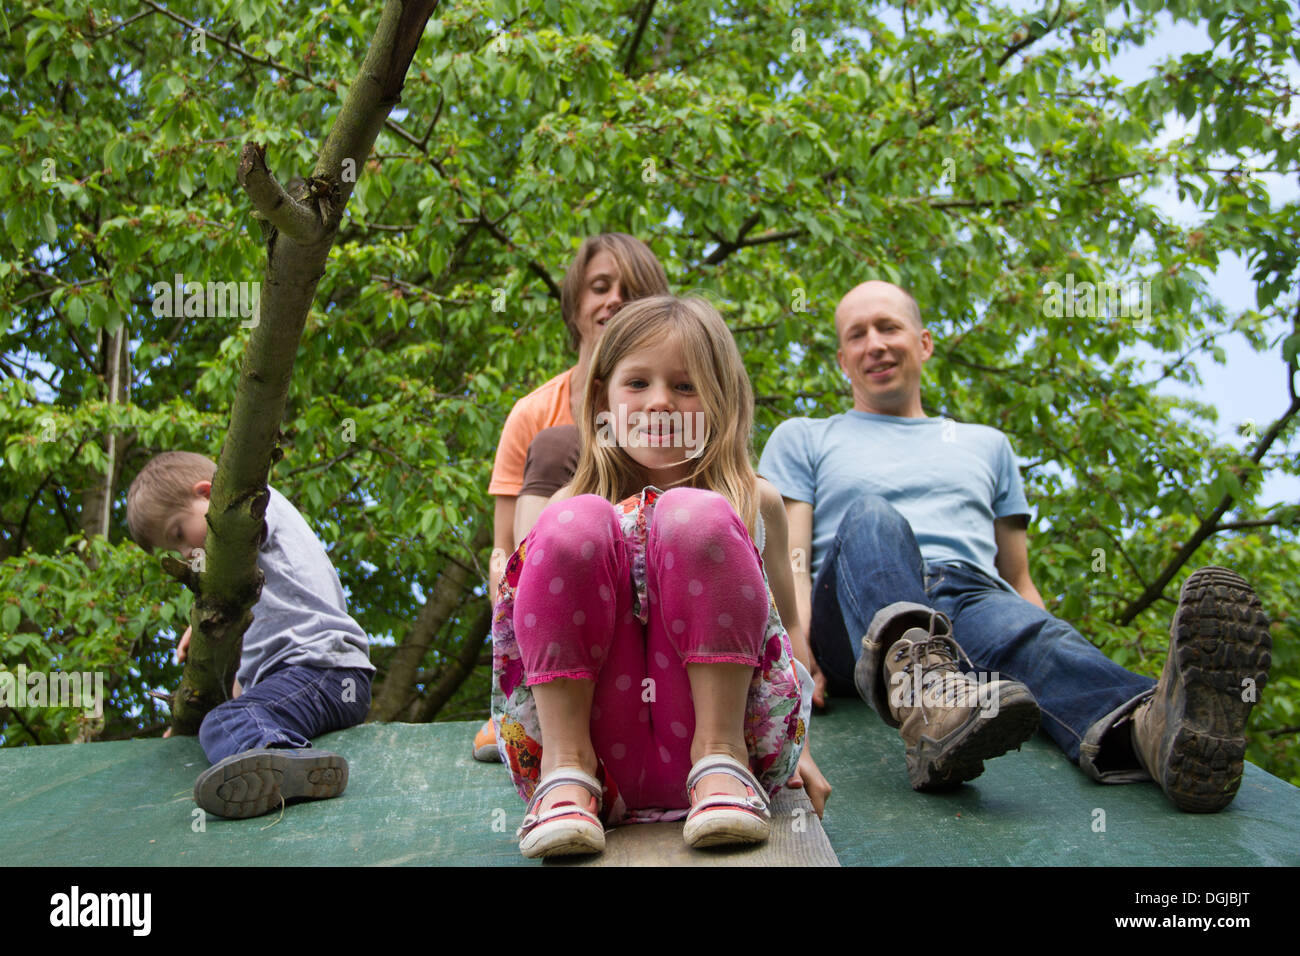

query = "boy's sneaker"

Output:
[[194, 747, 349, 819], [472, 718, 502, 762], [1133, 567, 1272, 813]]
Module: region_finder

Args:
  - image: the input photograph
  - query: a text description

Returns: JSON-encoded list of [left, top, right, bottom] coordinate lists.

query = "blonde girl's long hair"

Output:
[[569, 295, 758, 536]]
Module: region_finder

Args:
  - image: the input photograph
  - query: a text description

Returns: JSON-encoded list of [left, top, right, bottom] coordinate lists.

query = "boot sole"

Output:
[[1156, 568, 1271, 813], [908, 689, 1040, 792], [194, 749, 348, 819]]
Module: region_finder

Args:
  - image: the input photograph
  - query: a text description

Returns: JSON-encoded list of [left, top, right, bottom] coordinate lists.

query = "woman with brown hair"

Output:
[[473, 234, 670, 760]]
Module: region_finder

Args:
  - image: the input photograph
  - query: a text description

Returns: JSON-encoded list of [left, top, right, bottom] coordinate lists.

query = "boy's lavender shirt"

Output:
[[234, 488, 375, 690]]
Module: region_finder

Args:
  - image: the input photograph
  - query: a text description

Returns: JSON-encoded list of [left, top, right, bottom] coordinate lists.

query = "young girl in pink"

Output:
[[491, 295, 830, 858]]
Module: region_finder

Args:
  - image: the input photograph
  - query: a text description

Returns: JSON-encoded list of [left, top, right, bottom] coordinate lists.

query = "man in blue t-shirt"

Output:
[[758, 280, 1272, 811]]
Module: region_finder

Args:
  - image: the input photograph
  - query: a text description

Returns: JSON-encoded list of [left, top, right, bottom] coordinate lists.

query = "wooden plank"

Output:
[[552, 789, 839, 867]]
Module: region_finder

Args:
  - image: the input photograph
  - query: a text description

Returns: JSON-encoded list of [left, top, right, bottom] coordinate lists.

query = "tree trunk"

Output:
[[369, 521, 492, 721], [79, 324, 130, 543], [166, 0, 441, 734], [413, 605, 493, 722]]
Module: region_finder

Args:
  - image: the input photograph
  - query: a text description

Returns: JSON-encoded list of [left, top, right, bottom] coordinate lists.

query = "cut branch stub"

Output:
[[237, 142, 327, 245], [160, 555, 199, 591]]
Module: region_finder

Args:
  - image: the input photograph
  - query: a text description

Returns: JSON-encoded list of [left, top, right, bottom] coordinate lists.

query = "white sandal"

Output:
[[517, 767, 605, 859], [683, 754, 772, 849]]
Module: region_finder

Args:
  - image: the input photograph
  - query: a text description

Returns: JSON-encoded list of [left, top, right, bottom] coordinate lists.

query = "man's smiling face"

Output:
[[835, 281, 933, 418]]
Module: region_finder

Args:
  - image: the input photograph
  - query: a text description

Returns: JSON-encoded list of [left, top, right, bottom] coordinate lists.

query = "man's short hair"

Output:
[[125, 451, 216, 552], [835, 280, 925, 339], [900, 287, 923, 329], [559, 233, 670, 351]]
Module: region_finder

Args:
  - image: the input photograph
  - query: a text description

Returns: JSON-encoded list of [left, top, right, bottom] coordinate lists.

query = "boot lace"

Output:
[[891, 611, 976, 725]]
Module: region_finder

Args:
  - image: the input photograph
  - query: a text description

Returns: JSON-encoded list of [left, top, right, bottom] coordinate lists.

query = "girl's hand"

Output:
[[787, 748, 832, 818]]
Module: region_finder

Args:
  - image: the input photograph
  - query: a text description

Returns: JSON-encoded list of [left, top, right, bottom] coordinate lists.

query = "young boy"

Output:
[[126, 451, 375, 820]]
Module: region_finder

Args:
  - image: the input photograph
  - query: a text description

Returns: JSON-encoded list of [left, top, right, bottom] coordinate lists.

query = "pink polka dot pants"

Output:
[[512, 488, 769, 810]]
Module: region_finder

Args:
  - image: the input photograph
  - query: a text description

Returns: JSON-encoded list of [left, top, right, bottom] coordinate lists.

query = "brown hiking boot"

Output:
[[883, 625, 1040, 791], [1132, 567, 1272, 813]]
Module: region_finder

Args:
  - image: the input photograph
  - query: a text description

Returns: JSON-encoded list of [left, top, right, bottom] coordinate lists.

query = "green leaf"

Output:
[[427, 244, 445, 276], [1282, 332, 1300, 366], [25, 42, 50, 75]]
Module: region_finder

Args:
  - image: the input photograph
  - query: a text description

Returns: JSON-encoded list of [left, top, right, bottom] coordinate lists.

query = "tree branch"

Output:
[[2, 707, 40, 742], [477, 215, 562, 300], [856, 1, 1069, 172], [690, 219, 808, 271], [88, 9, 154, 39], [282, 446, 360, 478], [1116, 391, 1300, 626], [414, 604, 492, 721], [623, 0, 657, 76], [1212, 516, 1298, 532], [139, 0, 315, 84], [995, 1, 1064, 69], [368, 520, 492, 721], [907, 169, 1151, 214], [15, 434, 90, 553], [1142, 326, 1222, 389], [699, 212, 760, 266]]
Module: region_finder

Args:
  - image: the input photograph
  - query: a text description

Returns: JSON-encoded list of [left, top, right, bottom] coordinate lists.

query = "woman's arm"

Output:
[[492, 483, 580, 600], [548, 482, 577, 504], [490, 495, 517, 601], [512, 494, 551, 544]]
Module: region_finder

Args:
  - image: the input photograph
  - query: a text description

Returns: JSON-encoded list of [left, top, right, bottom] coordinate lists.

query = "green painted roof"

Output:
[[2, 698, 1296, 866]]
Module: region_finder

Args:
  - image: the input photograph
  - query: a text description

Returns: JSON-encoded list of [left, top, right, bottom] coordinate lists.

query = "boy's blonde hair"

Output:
[[570, 295, 758, 535], [126, 451, 217, 552], [559, 234, 670, 351]]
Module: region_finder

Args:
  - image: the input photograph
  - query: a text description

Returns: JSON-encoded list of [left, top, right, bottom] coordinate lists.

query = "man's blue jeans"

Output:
[[810, 495, 1154, 764], [198, 665, 373, 764]]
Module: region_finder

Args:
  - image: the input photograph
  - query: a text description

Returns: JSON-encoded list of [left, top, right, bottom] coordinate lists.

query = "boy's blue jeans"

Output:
[[198, 665, 373, 764], [810, 495, 1155, 764]]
